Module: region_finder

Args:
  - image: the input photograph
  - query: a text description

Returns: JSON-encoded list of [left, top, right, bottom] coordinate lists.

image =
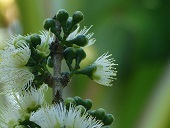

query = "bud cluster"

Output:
[[64, 96, 114, 127]]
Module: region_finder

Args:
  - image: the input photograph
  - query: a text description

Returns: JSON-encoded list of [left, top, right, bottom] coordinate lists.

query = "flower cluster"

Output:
[[0, 9, 117, 128], [30, 103, 103, 128]]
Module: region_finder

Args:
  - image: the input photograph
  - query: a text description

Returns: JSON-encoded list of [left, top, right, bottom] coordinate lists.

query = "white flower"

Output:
[[0, 36, 34, 93], [0, 103, 23, 128], [30, 103, 103, 128], [0, 84, 47, 128], [91, 52, 117, 86], [77, 52, 117, 86], [9, 83, 48, 112], [66, 25, 96, 47]]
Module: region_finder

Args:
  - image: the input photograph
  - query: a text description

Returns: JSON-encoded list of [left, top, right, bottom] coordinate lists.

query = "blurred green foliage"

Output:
[[0, 0, 169, 127]]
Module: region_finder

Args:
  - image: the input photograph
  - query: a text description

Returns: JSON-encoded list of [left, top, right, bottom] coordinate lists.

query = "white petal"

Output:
[[93, 52, 117, 86]]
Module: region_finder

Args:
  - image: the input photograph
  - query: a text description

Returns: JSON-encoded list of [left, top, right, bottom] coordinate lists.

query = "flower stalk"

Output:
[[50, 38, 64, 104]]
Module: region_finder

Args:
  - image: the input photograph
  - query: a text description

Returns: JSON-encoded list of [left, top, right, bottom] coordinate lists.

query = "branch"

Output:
[[50, 38, 64, 104]]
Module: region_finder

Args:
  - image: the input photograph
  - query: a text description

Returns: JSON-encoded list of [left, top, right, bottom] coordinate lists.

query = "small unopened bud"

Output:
[[83, 99, 92, 110], [72, 11, 84, 25], [88, 110, 96, 116], [75, 48, 86, 67], [102, 114, 114, 125], [95, 108, 106, 120], [30, 34, 41, 48], [66, 35, 88, 47], [57, 9, 69, 29], [43, 18, 55, 30], [73, 96, 84, 106], [66, 17, 73, 32], [63, 47, 76, 70]]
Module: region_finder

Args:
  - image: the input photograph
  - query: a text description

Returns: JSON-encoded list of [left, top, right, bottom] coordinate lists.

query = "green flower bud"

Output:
[[72, 11, 84, 25], [73, 96, 84, 105], [30, 34, 41, 48], [102, 114, 114, 125], [88, 110, 96, 117], [76, 105, 86, 114], [95, 108, 106, 120], [43, 18, 55, 30], [66, 35, 88, 47], [47, 56, 53, 68], [64, 97, 76, 109], [57, 9, 69, 29], [83, 99, 92, 110], [75, 48, 86, 67], [66, 17, 73, 32], [63, 47, 76, 70]]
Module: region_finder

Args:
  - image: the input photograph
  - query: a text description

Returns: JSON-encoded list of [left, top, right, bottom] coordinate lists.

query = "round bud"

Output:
[[73, 96, 84, 106], [68, 35, 87, 47], [95, 108, 106, 120], [88, 110, 96, 117], [47, 57, 53, 68], [102, 114, 114, 125], [63, 47, 76, 64], [57, 9, 69, 25], [66, 17, 73, 31], [43, 18, 55, 30], [75, 48, 86, 67], [72, 11, 84, 24], [83, 99, 92, 110], [64, 97, 76, 109], [30, 34, 41, 48], [76, 105, 86, 114]]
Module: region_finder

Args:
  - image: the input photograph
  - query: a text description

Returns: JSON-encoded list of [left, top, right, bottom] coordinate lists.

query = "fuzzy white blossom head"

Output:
[[0, 37, 34, 93], [92, 52, 117, 86], [30, 103, 103, 128], [66, 25, 96, 47], [9, 84, 48, 112], [77, 52, 117, 86]]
